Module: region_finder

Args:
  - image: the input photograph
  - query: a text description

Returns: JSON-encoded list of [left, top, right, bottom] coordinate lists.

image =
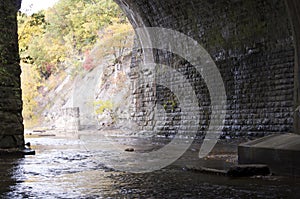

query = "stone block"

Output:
[[227, 164, 270, 177], [238, 133, 300, 176], [0, 135, 23, 149]]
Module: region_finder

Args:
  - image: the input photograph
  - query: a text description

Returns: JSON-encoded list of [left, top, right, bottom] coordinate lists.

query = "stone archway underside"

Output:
[[1, 0, 300, 149]]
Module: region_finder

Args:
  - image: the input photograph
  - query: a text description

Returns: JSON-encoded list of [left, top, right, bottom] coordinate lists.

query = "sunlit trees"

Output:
[[93, 23, 134, 63], [18, 0, 128, 78], [45, 0, 127, 67], [21, 63, 43, 128]]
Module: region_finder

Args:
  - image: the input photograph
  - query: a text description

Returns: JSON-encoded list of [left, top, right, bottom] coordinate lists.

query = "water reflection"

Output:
[[0, 157, 21, 196], [0, 135, 299, 198]]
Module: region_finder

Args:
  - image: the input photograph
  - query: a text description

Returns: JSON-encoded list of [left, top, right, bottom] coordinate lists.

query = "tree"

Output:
[[91, 23, 134, 64], [46, 0, 126, 57], [21, 63, 43, 128]]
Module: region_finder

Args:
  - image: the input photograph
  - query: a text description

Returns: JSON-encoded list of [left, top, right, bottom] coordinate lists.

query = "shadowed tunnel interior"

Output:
[[0, 0, 300, 149], [114, 0, 300, 137]]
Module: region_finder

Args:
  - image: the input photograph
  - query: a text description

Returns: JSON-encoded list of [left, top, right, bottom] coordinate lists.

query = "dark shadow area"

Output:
[[0, 157, 23, 197]]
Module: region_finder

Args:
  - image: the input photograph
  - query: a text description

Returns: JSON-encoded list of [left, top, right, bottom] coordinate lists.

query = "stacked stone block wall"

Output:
[[58, 107, 80, 132], [0, 0, 24, 149], [118, 0, 296, 137]]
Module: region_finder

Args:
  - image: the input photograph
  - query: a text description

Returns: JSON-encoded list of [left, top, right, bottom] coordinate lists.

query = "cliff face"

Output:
[[38, 51, 132, 132]]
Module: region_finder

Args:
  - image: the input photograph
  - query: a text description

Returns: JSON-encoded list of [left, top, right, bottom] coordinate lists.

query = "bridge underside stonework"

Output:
[[115, 0, 300, 138], [1, 0, 300, 148]]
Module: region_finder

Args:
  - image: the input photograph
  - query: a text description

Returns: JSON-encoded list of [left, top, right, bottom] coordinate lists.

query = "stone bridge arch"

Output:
[[0, 0, 300, 149]]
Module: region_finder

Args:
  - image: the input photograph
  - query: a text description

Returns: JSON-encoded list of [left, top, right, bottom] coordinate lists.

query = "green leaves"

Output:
[[18, 0, 127, 78], [94, 100, 114, 114], [46, 0, 125, 54]]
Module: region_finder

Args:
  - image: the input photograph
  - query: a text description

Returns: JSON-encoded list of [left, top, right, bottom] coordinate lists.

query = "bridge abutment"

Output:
[[0, 0, 24, 149], [286, 0, 300, 134], [117, 0, 297, 137]]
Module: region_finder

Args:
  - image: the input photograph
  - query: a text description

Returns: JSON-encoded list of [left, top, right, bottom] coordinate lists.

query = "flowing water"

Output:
[[0, 133, 300, 198]]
